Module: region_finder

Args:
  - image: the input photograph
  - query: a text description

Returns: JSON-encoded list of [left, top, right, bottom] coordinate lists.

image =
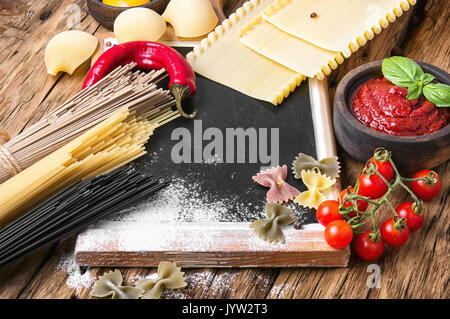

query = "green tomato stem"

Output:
[[401, 176, 427, 182], [339, 149, 425, 233]]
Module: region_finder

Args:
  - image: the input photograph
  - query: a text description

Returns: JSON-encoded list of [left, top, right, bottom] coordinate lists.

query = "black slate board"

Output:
[[131, 74, 318, 224]]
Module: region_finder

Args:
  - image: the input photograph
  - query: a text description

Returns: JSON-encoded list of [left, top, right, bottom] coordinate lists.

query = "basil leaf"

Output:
[[406, 83, 422, 100], [423, 83, 450, 107], [420, 73, 435, 85], [382, 56, 424, 87]]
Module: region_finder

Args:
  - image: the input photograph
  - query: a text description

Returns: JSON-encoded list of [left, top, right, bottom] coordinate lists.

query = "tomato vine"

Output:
[[326, 148, 442, 259]]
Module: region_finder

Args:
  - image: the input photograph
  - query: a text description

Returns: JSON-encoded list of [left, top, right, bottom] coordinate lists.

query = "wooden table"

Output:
[[0, 0, 448, 299]]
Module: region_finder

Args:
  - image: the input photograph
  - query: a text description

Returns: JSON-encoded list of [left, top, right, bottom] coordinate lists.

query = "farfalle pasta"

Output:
[[91, 270, 144, 299], [252, 165, 300, 203], [250, 203, 298, 243], [292, 153, 341, 179], [135, 261, 187, 299], [294, 168, 336, 209]]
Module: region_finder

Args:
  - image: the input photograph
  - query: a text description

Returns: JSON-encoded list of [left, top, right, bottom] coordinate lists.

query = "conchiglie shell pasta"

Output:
[[44, 30, 98, 76], [114, 8, 166, 43], [162, 0, 218, 38]]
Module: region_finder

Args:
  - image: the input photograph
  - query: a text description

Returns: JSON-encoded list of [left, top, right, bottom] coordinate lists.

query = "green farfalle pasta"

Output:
[[90, 269, 144, 299], [135, 261, 187, 299], [250, 203, 298, 244], [292, 153, 341, 179]]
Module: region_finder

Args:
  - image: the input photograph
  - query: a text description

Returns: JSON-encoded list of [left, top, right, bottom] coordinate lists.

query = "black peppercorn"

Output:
[[293, 221, 303, 229], [310, 12, 318, 18]]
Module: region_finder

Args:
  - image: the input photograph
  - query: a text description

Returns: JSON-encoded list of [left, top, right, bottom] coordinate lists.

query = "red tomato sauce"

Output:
[[352, 77, 449, 136]]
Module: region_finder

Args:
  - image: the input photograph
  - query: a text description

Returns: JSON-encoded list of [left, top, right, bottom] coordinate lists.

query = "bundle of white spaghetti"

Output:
[[0, 63, 176, 183]]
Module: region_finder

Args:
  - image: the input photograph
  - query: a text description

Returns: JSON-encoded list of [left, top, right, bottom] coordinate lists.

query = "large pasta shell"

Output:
[[162, 0, 218, 38], [114, 7, 166, 43], [44, 30, 98, 76]]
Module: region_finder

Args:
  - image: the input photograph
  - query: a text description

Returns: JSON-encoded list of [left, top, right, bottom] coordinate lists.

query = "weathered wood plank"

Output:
[[0, 0, 98, 136], [402, 0, 449, 71], [0, 246, 53, 298], [0, 0, 448, 299], [0, 1, 32, 35]]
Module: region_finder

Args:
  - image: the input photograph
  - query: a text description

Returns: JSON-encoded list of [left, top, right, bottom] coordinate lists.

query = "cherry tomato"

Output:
[[316, 200, 343, 226], [395, 202, 424, 232], [324, 220, 353, 249], [366, 157, 395, 181], [380, 218, 410, 247], [411, 170, 442, 201], [339, 187, 368, 217], [354, 231, 384, 261], [358, 173, 388, 199]]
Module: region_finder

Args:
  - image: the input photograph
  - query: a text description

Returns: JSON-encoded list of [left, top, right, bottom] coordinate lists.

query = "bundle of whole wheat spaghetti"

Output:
[[0, 63, 176, 183]]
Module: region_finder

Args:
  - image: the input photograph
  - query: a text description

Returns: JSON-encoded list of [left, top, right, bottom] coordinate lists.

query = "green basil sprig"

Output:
[[381, 56, 450, 107]]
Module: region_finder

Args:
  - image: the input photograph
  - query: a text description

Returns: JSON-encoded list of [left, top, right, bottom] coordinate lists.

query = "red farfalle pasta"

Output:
[[252, 165, 300, 203]]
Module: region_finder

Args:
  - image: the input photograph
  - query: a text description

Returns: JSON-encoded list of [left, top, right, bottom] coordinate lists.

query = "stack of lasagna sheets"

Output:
[[187, 0, 417, 104]]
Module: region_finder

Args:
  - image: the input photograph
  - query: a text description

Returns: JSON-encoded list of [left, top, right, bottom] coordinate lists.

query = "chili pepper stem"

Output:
[[171, 84, 198, 119]]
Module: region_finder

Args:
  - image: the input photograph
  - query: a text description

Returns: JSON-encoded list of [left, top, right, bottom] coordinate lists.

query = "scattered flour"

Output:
[[56, 251, 94, 289], [254, 272, 273, 291], [163, 270, 215, 299], [267, 281, 296, 298], [210, 272, 239, 294], [131, 273, 159, 283], [101, 177, 266, 224]]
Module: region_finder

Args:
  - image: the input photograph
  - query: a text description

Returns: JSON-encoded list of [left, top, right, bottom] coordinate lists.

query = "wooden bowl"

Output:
[[86, 0, 169, 30], [333, 60, 450, 173]]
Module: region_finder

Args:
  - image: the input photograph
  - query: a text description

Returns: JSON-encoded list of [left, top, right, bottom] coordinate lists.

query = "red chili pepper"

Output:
[[82, 41, 197, 118]]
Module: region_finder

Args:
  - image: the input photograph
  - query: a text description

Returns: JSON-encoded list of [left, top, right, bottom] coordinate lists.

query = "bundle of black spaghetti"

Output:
[[0, 166, 168, 269]]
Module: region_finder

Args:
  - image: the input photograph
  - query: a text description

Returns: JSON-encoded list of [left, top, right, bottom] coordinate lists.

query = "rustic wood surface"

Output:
[[0, 0, 448, 299]]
